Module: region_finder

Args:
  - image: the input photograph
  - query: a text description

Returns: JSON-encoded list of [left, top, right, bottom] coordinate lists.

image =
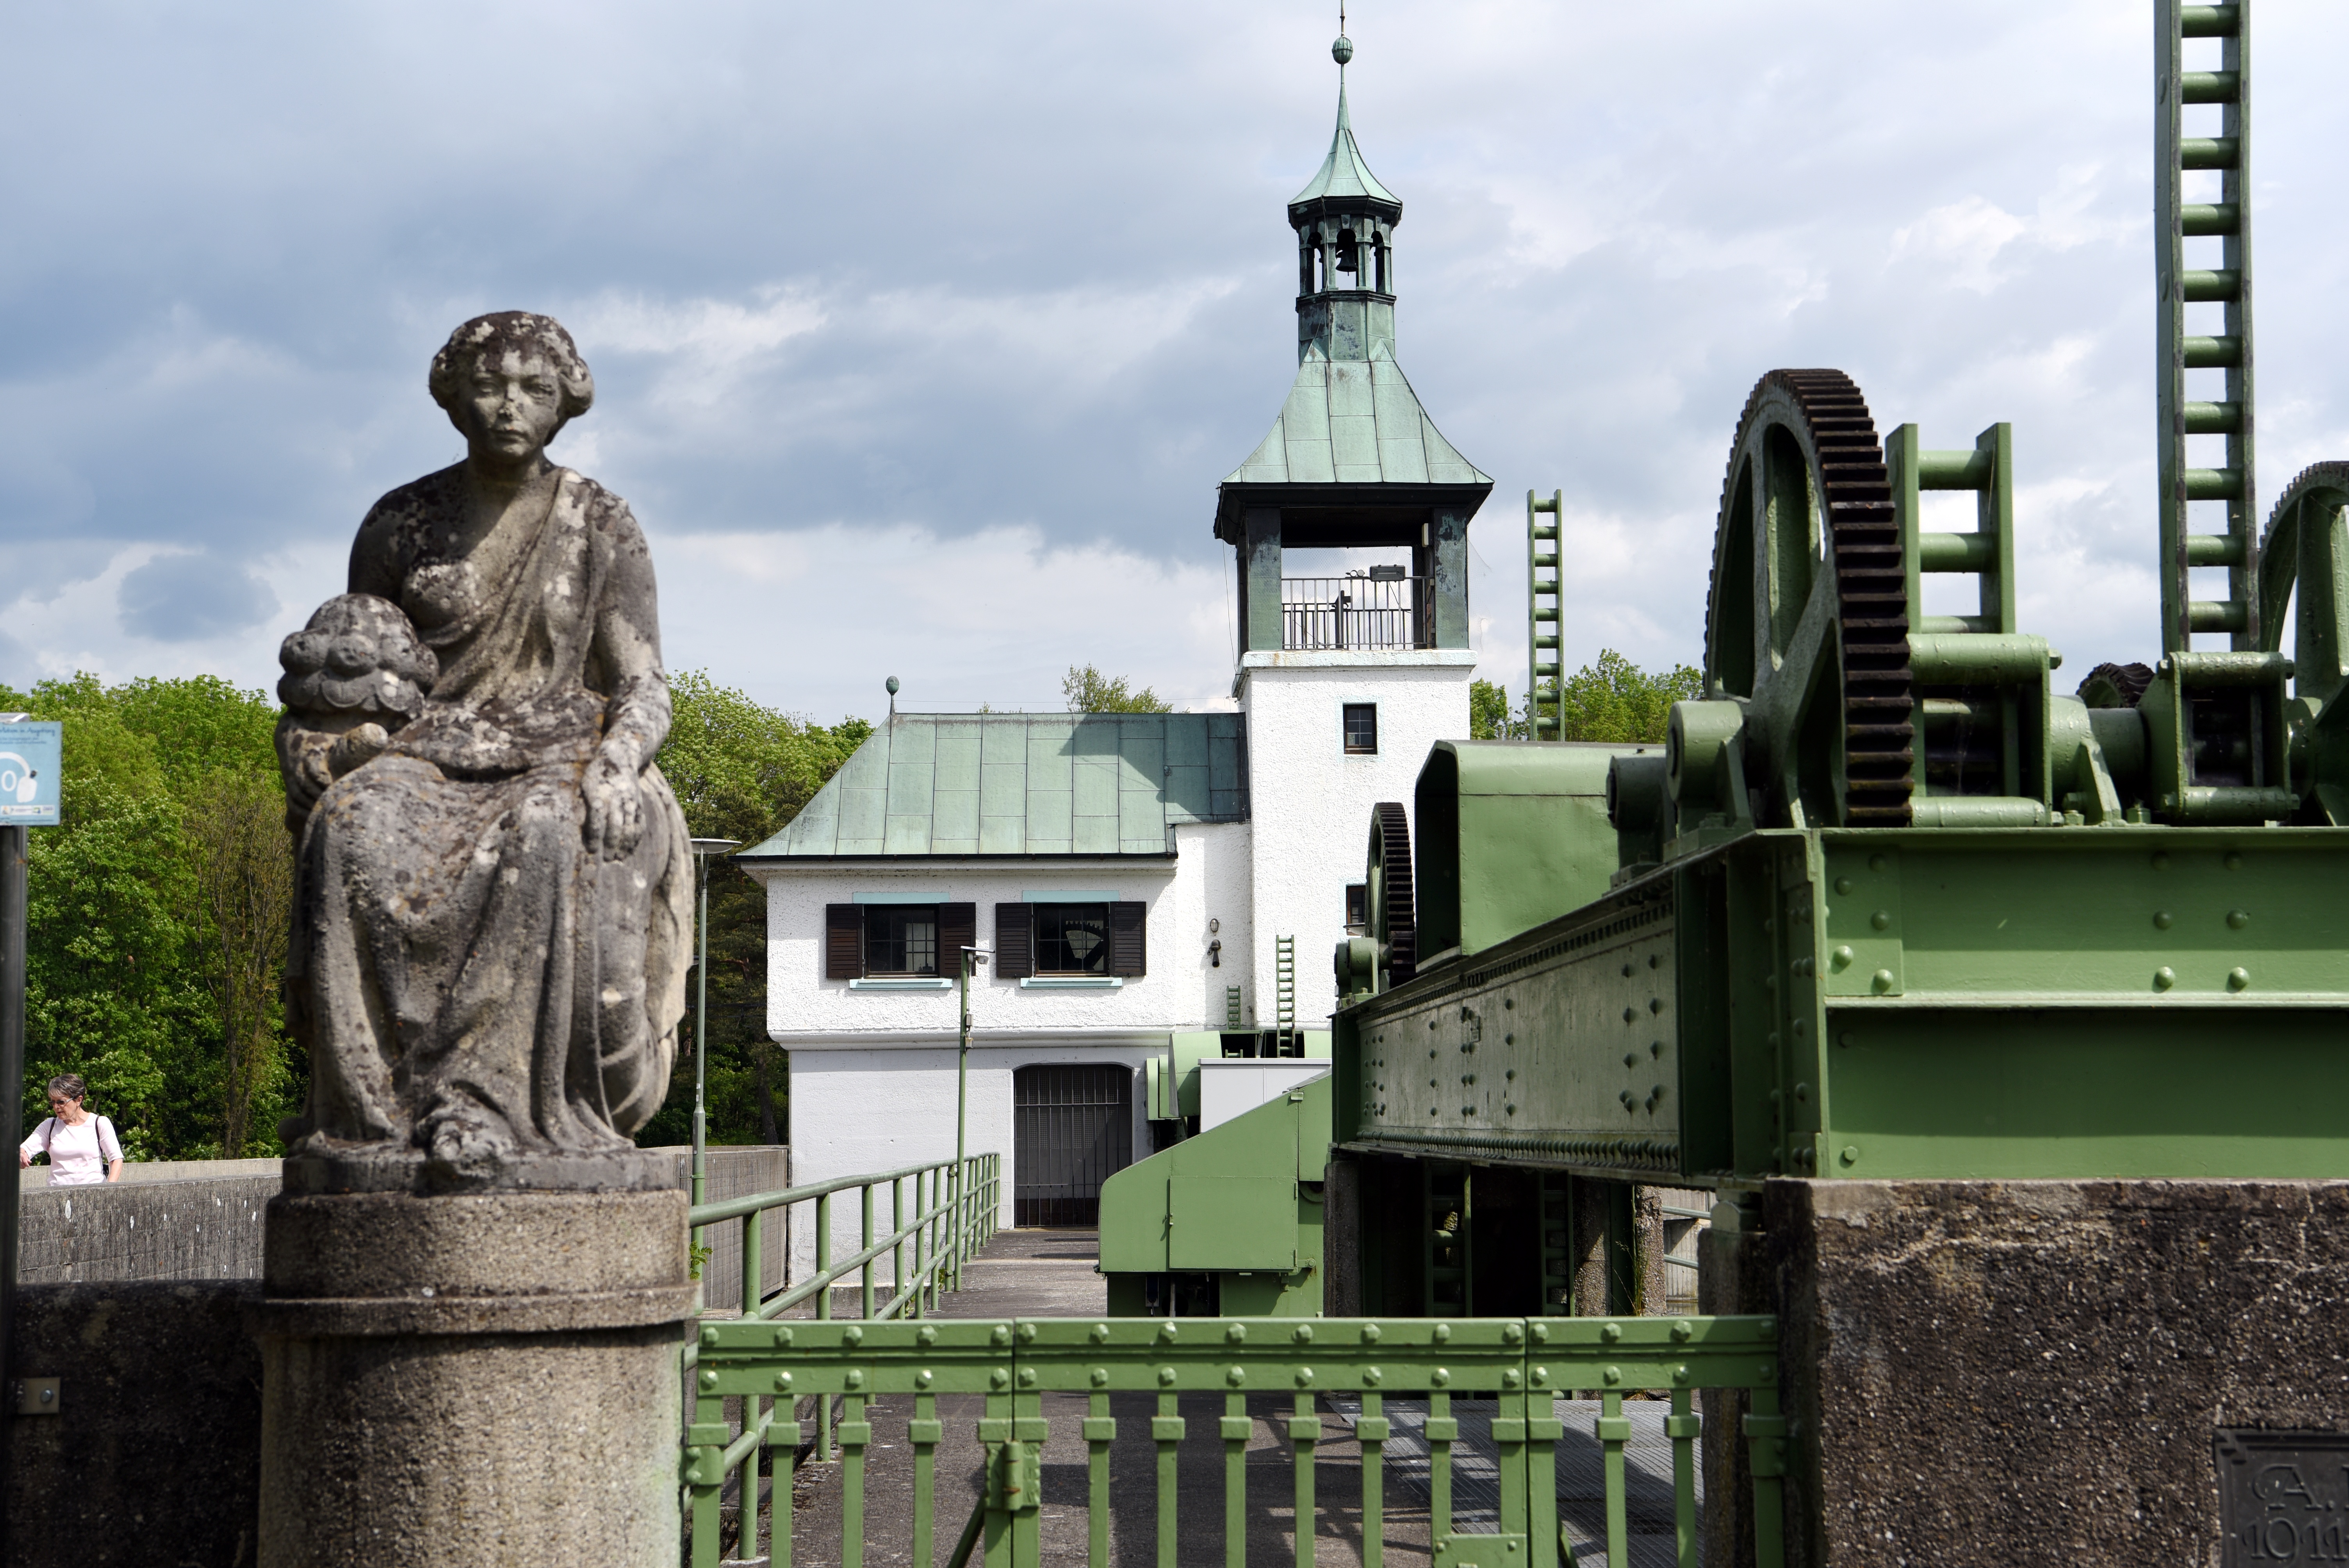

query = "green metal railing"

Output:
[[686, 1311, 1788, 1568], [680, 1151, 1003, 1557]]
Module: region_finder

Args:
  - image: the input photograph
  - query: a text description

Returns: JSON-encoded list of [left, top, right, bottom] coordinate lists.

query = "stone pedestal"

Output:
[[1703, 1179, 2349, 1568], [251, 1156, 693, 1568]]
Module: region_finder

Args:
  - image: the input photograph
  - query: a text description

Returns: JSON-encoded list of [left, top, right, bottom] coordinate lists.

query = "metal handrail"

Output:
[[680, 1149, 1003, 1562], [1279, 573, 1431, 650], [686, 1311, 1793, 1568]]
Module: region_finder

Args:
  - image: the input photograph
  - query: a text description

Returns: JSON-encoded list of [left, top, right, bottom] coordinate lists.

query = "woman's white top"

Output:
[[20, 1114, 121, 1186]]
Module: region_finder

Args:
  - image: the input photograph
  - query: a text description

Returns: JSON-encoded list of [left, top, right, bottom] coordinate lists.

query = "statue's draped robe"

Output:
[[285, 470, 690, 1169]]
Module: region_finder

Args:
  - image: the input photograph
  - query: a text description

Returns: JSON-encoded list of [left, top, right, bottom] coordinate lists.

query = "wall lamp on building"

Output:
[[1208, 918, 1222, 968]]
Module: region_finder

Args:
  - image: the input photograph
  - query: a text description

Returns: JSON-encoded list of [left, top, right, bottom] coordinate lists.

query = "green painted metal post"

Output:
[[740, 1208, 764, 1557], [861, 1182, 876, 1320], [815, 1190, 833, 1462]]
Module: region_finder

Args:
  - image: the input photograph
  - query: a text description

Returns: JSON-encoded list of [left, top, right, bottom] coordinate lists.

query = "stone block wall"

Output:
[[1706, 1178, 2349, 1567], [7, 1282, 264, 1568]]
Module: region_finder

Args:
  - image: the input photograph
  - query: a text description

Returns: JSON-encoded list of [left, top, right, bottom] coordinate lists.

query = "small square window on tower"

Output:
[[1342, 703, 1378, 755]]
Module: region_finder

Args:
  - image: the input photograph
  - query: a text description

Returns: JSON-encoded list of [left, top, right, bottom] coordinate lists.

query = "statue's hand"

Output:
[[583, 741, 645, 861], [276, 720, 338, 829]]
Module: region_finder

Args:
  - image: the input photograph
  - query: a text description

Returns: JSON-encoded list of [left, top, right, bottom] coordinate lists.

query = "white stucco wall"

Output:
[[752, 821, 1255, 1278], [1236, 650, 1477, 1029]]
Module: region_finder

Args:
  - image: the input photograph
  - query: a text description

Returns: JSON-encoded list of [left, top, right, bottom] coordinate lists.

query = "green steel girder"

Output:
[[1335, 825, 2349, 1183]]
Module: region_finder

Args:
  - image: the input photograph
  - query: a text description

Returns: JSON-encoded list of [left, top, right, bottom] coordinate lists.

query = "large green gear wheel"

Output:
[[1703, 368, 1912, 825]]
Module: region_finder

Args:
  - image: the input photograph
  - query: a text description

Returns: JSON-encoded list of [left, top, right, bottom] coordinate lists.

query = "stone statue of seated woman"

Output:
[[275, 312, 691, 1192]]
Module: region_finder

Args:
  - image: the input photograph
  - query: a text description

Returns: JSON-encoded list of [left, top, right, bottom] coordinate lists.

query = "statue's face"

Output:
[[457, 347, 565, 465]]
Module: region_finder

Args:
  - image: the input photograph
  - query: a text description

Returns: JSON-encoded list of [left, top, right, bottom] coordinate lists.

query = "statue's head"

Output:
[[428, 312, 595, 458]]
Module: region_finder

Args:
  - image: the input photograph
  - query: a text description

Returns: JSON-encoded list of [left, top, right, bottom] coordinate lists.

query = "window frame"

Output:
[[1342, 701, 1379, 755], [862, 902, 942, 977], [1030, 902, 1114, 976]]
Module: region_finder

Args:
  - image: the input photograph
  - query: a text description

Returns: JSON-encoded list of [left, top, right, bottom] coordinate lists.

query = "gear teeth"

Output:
[[1708, 369, 1915, 825]]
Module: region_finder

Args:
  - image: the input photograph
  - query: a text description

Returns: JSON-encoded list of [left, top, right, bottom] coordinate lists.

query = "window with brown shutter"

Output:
[[994, 903, 1033, 979], [825, 903, 864, 980], [1109, 902, 1147, 977], [938, 903, 976, 974]]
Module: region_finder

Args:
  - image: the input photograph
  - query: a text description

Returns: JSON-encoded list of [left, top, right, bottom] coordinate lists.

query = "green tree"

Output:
[[640, 672, 872, 1148], [1551, 649, 1703, 743], [2, 672, 293, 1158], [1469, 678, 1523, 740], [1062, 665, 1172, 713]]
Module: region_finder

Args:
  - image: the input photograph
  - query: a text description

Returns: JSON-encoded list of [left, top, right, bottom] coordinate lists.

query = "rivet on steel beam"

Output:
[[1834, 877, 1853, 895], [1294, 1324, 1314, 1343], [846, 1370, 865, 1390], [1433, 1323, 1452, 1343], [992, 1325, 1012, 1347], [1016, 1368, 1037, 1389], [699, 1370, 719, 1391], [914, 1370, 932, 1389], [1158, 1366, 1178, 1387], [1091, 1322, 1111, 1343], [1431, 1368, 1451, 1386], [1871, 970, 1896, 994], [2227, 909, 2250, 929], [1227, 1366, 1246, 1387], [1158, 1322, 1179, 1342], [1364, 1367, 1383, 1386], [774, 1326, 794, 1347], [844, 1325, 864, 1346], [1015, 1322, 1035, 1344], [991, 1369, 1011, 1390], [1868, 855, 1888, 873], [1602, 1322, 1623, 1343], [1870, 910, 1891, 931], [2154, 966, 2177, 991], [1672, 1320, 1694, 1342], [1840, 1146, 1859, 1167], [2225, 852, 2244, 870], [2228, 968, 2251, 991], [2154, 910, 2175, 930], [1091, 1368, 1109, 1388], [1831, 946, 1854, 969], [1502, 1322, 1524, 1345], [1362, 1323, 1383, 1343], [1603, 1367, 1624, 1386], [774, 1370, 794, 1391], [700, 1326, 720, 1347], [1226, 1322, 1247, 1343], [1295, 1368, 1315, 1388]]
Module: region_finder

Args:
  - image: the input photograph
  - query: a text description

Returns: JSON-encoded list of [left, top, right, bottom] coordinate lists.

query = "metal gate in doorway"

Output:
[[1012, 1064, 1131, 1226]]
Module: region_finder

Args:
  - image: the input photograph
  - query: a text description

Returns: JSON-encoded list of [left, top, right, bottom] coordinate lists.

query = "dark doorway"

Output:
[[1012, 1064, 1133, 1226]]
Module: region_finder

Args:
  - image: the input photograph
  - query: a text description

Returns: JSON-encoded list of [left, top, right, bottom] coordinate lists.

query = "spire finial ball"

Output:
[[885, 675, 900, 696], [1332, 34, 1353, 66]]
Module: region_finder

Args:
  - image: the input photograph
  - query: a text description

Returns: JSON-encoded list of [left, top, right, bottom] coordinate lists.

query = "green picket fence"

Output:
[[685, 1312, 1788, 1568], [681, 1152, 1003, 1537]]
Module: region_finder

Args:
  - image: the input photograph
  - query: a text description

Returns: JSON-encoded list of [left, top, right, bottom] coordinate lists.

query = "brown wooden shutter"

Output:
[[938, 903, 976, 975], [1109, 902, 1147, 978], [994, 903, 1033, 980], [825, 904, 864, 980]]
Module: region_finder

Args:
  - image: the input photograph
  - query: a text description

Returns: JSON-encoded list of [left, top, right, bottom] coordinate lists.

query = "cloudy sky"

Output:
[[5, 1, 2347, 724]]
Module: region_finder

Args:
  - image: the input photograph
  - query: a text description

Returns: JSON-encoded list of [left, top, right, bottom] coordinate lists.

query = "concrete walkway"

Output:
[[773, 1228, 1426, 1568]]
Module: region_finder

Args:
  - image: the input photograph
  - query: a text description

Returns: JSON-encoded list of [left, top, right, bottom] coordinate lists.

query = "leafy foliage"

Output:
[[635, 672, 871, 1148], [1062, 665, 1172, 713], [0, 673, 291, 1158], [1466, 654, 1702, 745]]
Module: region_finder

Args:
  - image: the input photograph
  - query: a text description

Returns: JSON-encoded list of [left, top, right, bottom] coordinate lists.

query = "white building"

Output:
[[741, 43, 1494, 1272]]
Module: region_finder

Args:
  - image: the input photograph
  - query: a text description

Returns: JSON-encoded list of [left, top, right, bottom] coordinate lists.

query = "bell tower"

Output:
[[1215, 31, 1493, 657], [1217, 29, 1491, 1033]]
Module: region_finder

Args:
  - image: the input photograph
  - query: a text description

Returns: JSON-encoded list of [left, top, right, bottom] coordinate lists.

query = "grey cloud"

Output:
[[117, 552, 280, 643]]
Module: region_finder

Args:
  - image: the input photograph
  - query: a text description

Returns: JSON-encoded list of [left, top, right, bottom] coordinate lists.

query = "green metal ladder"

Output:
[[1273, 935, 1297, 1054], [2157, 0, 2258, 652], [1527, 489, 1563, 738]]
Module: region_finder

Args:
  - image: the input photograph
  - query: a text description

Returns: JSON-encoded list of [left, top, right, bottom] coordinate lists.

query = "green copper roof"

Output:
[[738, 713, 1249, 860], [1289, 77, 1399, 214], [1224, 342, 1488, 486]]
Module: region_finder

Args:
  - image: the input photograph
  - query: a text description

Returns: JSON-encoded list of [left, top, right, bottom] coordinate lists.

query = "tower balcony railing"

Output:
[[1281, 572, 1432, 651]]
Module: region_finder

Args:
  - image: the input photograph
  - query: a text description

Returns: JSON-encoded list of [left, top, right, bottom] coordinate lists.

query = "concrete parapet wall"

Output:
[[12, 1145, 786, 1287], [1707, 1178, 2349, 1568], [6, 1281, 264, 1567]]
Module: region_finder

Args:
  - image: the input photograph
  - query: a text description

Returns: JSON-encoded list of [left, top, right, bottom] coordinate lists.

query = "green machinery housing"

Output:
[[1105, 0, 2349, 1319]]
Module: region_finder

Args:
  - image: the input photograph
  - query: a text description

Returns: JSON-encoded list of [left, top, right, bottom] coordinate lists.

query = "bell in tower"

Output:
[[1215, 29, 1492, 660]]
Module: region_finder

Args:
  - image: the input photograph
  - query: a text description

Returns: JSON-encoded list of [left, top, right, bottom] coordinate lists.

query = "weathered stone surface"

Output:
[[254, 1185, 690, 1568], [1749, 1179, 2349, 1568], [7, 1282, 264, 1568], [275, 311, 691, 1192], [16, 1174, 274, 1284]]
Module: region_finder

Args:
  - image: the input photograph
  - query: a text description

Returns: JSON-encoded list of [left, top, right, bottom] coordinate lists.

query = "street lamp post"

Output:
[[954, 944, 987, 1283], [686, 838, 740, 1254]]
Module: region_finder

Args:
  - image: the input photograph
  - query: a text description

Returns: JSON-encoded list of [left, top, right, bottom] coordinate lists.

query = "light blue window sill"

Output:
[[1018, 976, 1124, 990], [848, 977, 953, 991]]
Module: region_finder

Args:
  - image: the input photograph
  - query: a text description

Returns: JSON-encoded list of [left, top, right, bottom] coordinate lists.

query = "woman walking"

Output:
[[17, 1074, 124, 1186]]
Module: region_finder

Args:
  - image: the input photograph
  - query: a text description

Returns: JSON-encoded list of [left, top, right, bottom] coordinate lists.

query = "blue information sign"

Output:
[[0, 720, 62, 826]]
